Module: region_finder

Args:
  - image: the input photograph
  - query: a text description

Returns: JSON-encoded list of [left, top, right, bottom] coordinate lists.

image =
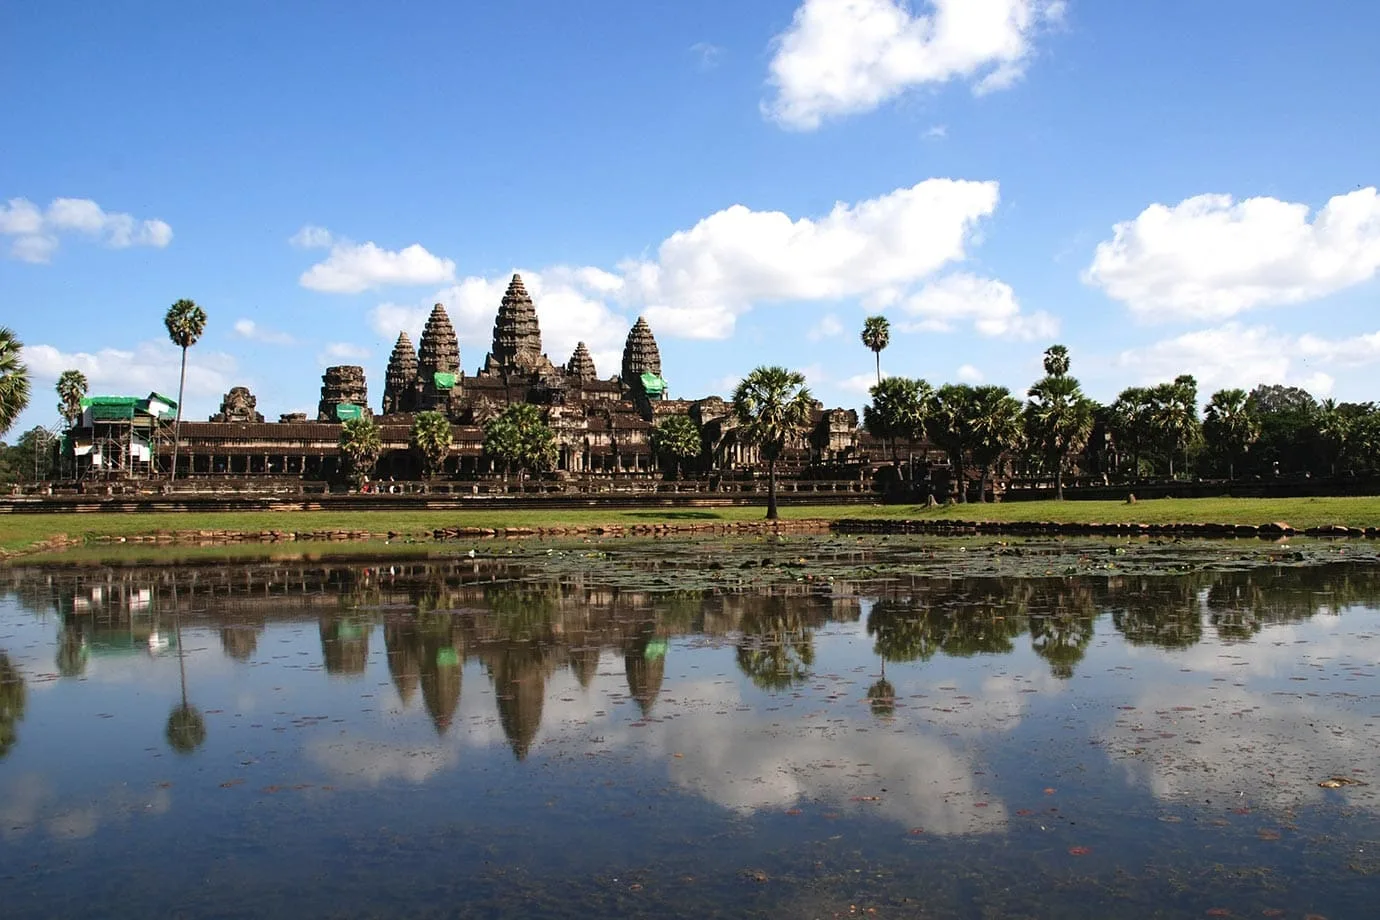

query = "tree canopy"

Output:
[[732, 366, 813, 519], [482, 403, 556, 480], [0, 327, 31, 438], [411, 411, 454, 479]]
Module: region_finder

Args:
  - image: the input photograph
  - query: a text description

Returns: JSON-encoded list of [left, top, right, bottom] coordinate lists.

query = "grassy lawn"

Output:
[[3, 496, 1380, 554]]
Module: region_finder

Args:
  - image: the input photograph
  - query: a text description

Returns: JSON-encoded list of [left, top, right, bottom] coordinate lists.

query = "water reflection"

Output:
[[3, 551, 1380, 917], [3, 559, 1380, 757], [0, 652, 23, 759]]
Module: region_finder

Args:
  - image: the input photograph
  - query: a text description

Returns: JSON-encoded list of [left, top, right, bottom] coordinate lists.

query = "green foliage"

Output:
[[863, 376, 931, 458], [0, 427, 58, 486], [338, 416, 382, 486], [1042, 344, 1071, 377], [1109, 386, 1155, 476], [411, 411, 454, 479], [860, 315, 891, 382], [1203, 388, 1259, 479], [928, 383, 976, 500], [0, 326, 32, 438], [732, 366, 814, 519], [163, 299, 207, 480], [482, 403, 555, 480], [966, 385, 1024, 499], [1025, 347, 1094, 500], [56, 369, 88, 428], [163, 299, 207, 349], [651, 414, 701, 478], [1245, 384, 1319, 476]]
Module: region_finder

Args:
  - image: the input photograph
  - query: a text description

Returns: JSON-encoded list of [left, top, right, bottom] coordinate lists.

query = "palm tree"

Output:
[[650, 414, 702, 479], [338, 416, 382, 488], [56, 370, 88, 428], [863, 376, 930, 463], [967, 385, 1024, 502], [1025, 349, 1094, 500], [0, 326, 31, 438], [411, 410, 453, 479], [1203, 388, 1258, 481], [1043, 344, 1071, 378], [482, 403, 556, 482], [732, 366, 814, 520], [929, 383, 975, 502], [1109, 386, 1154, 478], [1149, 375, 1200, 478], [860, 316, 891, 384], [163, 299, 208, 480]]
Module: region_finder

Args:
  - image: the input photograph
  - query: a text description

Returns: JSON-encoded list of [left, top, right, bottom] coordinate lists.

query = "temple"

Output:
[[65, 273, 868, 488]]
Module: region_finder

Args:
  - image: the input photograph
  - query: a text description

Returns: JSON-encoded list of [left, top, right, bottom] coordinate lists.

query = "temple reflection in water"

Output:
[[3, 556, 1379, 762]]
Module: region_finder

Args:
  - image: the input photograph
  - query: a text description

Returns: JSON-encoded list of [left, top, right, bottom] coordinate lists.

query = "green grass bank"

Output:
[[6, 495, 1380, 555]]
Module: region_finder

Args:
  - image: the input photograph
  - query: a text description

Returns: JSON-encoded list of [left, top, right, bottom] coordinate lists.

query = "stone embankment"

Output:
[[830, 519, 1375, 538], [90, 518, 833, 546], [47, 517, 1380, 553]]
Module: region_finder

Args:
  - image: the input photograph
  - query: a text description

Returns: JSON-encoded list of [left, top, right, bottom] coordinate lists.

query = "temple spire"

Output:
[[382, 332, 418, 414], [621, 316, 662, 383], [566, 341, 597, 381], [417, 304, 460, 377], [487, 274, 544, 373]]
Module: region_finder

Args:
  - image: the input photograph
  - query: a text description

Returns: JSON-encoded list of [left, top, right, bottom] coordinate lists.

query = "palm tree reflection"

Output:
[[0, 652, 26, 760], [165, 610, 206, 755], [736, 597, 816, 692]]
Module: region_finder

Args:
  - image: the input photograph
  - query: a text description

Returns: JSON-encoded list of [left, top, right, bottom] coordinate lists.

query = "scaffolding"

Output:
[[69, 394, 175, 482]]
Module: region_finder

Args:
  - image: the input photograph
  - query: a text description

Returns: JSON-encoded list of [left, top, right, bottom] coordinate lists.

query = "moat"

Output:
[[2, 537, 1379, 918]]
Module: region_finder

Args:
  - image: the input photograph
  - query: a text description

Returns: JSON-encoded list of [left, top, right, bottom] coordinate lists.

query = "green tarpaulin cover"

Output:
[[640, 373, 666, 396], [433, 372, 458, 390], [334, 403, 364, 422]]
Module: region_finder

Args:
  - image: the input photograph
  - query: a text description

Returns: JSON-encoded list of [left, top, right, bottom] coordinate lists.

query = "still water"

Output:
[[2, 537, 1379, 918]]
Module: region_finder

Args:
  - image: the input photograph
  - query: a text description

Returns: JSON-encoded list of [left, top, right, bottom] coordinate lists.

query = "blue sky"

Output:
[[3, 0, 1379, 434]]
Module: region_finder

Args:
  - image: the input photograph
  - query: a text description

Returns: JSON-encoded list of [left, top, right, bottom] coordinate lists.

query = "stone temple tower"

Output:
[[382, 332, 418, 415], [566, 341, 597, 382], [416, 304, 460, 411], [481, 274, 553, 376], [622, 317, 662, 379]]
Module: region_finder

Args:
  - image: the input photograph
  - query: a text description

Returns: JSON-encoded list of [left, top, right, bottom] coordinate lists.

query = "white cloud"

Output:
[[1085, 187, 1380, 321], [896, 272, 1058, 339], [764, 0, 1065, 130], [621, 178, 1001, 336], [1111, 321, 1380, 396], [320, 342, 371, 364], [371, 178, 1006, 353], [0, 197, 172, 263], [232, 319, 295, 346], [690, 41, 724, 69], [289, 224, 334, 249], [298, 232, 457, 294], [924, 124, 949, 139], [24, 341, 236, 412], [807, 313, 845, 341], [956, 363, 984, 382], [838, 371, 880, 395]]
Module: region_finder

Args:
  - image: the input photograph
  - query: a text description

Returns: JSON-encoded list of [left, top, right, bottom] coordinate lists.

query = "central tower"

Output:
[[481, 274, 552, 376]]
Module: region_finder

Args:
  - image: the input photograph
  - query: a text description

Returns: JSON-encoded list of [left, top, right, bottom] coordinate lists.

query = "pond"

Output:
[[2, 536, 1379, 918]]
